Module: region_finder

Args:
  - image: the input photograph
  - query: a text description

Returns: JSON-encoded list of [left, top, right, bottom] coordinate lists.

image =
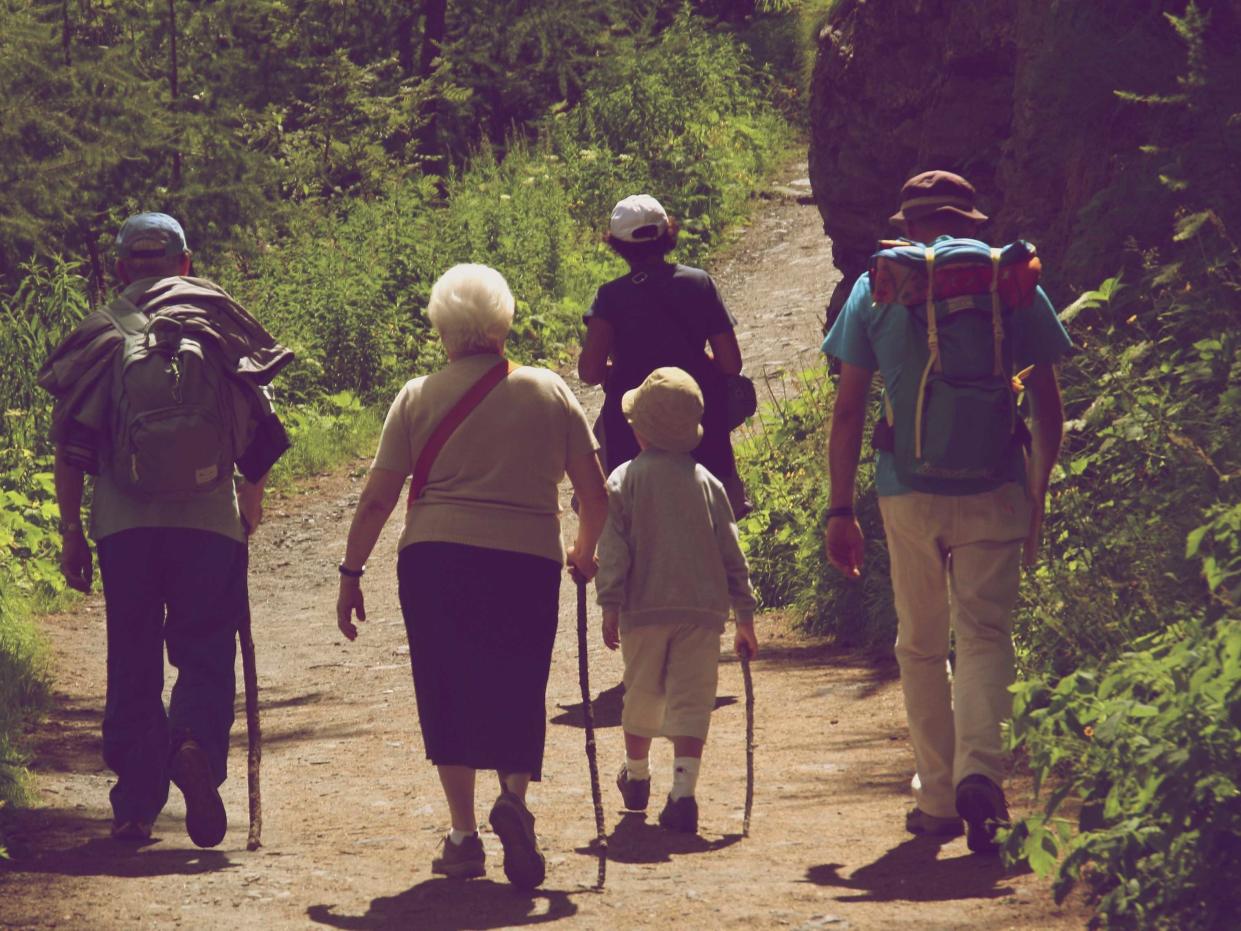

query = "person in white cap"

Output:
[[594, 366, 758, 834], [578, 194, 750, 516]]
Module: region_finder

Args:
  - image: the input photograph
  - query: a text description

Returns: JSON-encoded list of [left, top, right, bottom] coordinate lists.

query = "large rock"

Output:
[[808, 0, 1201, 321]]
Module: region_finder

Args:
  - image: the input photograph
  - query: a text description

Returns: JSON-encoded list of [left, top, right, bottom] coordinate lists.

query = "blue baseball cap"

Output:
[[115, 212, 188, 259]]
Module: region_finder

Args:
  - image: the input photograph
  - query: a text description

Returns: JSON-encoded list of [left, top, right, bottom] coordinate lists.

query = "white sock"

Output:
[[625, 756, 650, 780], [670, 757, 701, 800], [448, 828, 476, 845]]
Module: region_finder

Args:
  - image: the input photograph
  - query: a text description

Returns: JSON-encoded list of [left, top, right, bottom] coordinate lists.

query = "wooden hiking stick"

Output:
[[740, 650, 755, 837], [574, 573, 607, 889], [239, 542, 262, 851]]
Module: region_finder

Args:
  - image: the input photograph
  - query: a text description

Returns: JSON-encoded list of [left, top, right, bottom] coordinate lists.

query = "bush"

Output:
[[734, 367, 896, 647], [1008, 618, 1241, 930]]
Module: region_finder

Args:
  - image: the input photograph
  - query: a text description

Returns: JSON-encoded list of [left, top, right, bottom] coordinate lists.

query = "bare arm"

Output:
[[824, 363, 874, 577], [707, 329, 743, 377], [336, 466, 406, 640], [566, 449, 608, 578], [1022, 362, 1065, 566], [578, 318, 614, 386], [53, 444, 92, 593]]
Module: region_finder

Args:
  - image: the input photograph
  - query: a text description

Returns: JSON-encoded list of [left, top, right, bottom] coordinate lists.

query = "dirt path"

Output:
[[0, 166, 1087, 930]]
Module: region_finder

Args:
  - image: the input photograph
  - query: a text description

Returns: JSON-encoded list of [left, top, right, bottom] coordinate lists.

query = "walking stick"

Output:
[[574, 572, 607, 889], [740, 649, 755, 837], [240, 541, 262, 851]]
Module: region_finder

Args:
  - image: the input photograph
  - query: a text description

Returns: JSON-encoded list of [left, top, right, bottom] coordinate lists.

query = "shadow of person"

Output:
[[305, 878, 581, 930], [583, 811, 742, 865], [2, 834, 236, 880], [804, 835, 1027, 902], [550, 683, 737, 730]]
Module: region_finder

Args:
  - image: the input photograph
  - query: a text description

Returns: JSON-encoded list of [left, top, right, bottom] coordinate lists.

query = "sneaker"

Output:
[[110, 819, 154, 842], [431, 833, 485, 879], [488, 791, 546, 889], [616, 765, 650, 811], [905, 807, 964, 838], [657, 794, 698, 834], [169, 739, 227, 849], [955, 774, 1010, 855]]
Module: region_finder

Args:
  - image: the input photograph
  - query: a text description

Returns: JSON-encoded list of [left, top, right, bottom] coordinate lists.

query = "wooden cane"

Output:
[[740, 650, 755, 837], [240, 541, 262, 851], [574, 573, 607, 889]]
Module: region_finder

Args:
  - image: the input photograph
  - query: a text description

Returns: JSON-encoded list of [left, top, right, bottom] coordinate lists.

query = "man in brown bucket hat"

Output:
[[819, 170, 1073, 853], [889, 170, 989, 227]]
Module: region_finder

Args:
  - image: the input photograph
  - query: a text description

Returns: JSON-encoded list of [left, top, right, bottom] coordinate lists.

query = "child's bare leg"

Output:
[[671, 737, 704, 759], [436, 765, 478, 833], [624, 732, 653, 761]]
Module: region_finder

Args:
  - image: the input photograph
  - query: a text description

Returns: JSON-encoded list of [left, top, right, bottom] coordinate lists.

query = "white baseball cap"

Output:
[[609, 194, 669, 243]]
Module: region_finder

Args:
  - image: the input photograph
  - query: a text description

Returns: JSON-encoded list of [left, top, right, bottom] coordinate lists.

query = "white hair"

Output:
[[426, 263, 515, 355]]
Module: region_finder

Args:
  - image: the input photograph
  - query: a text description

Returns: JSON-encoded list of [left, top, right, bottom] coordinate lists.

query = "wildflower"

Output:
[[500, 194, 512, 201], [1083, 726, 1094, 739]]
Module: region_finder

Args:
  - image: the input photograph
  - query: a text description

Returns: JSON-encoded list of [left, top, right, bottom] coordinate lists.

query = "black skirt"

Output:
[[397, 541, 562, 780]]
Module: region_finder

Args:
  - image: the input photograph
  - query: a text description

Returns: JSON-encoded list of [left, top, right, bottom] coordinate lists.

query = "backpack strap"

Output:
[[406, 358, 517, 509], [990, 247, 1005, 377], [101, 297, 150, 339], [913, 247, 939, 460]]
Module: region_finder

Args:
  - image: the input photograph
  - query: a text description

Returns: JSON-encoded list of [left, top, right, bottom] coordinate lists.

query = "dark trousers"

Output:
[[398, 542, 561, 780], [96, 528, 246, 824]]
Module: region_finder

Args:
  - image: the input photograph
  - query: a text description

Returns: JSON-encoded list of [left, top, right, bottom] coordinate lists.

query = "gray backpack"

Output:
[[105, 301, 235, 499]]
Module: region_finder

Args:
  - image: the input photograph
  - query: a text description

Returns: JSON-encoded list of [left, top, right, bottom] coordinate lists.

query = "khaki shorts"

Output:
[[621, 624, 721, 741]]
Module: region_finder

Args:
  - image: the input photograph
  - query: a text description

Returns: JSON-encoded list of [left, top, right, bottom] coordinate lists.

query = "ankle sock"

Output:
[[625, 756, 650, 780], [670, 756, 701, 800], [448, 828, 477, 845]]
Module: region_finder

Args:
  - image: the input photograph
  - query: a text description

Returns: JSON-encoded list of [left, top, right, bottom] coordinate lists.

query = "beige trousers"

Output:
[[621, 624, 721, 741], [878, 482, 1031, 819]]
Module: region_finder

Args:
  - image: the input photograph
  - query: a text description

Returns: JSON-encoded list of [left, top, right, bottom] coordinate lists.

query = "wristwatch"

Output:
[[824, 506, 854, 521], [338, 562, 365, 579]]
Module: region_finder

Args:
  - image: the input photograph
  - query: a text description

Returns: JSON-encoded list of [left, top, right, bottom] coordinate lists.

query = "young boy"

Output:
[[594, 366, 758, 833]]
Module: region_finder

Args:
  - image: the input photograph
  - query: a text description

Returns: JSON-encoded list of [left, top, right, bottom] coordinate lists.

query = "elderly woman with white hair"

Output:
[[335, 263, 607, 889]]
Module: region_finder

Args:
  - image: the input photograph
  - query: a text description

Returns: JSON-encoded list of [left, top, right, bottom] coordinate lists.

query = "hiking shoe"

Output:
[[616, 764, 650, 811], [905, 807, 964, 838], [658, 794, 698, 834], [955, 774, 1010, 855], [170, 739, 227, 849], [110, 819, 154, 842], [488, 791, 546, 889], [431, 833, 486, 879]]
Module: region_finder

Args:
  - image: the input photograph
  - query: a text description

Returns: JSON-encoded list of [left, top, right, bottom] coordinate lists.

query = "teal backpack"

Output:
[[869, 238, 1041, 493], [105, 300, 235, 499]]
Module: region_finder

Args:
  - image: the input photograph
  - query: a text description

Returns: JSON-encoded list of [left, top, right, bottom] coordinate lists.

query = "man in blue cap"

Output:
[[44, 212, 291, 847]]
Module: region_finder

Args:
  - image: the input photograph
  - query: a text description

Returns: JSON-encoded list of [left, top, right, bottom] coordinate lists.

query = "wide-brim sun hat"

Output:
[[622, 366, 703, 454], [610, 194, 669, 243], [889, 170, 988, 225]]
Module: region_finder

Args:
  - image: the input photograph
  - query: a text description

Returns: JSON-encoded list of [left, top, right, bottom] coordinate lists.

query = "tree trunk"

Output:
[[168, 0, 182, 189], [417, 0, 448, 172]]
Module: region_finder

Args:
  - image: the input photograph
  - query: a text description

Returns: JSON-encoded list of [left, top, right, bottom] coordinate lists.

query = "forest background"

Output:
[[0, 0, 1238, 928]]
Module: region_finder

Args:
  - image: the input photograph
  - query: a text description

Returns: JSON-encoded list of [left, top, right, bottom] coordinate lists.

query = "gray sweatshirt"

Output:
[[595, 449, 757, 631]]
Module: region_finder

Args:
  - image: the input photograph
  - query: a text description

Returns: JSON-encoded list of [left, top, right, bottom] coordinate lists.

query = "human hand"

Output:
[[238, 483, 264, 536], [337, 579, 366, 641], [601, 609, 620, 651], [60, 528, 93, 593], [734, 620, 758, 660], [567, 543, 598, 582], [824, 515, 864, 578]]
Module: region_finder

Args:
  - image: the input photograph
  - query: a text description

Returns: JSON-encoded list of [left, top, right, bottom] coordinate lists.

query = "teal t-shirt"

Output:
[[820, 240, 1073, 496]]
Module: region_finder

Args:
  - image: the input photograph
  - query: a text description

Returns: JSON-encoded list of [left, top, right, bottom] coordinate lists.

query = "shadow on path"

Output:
[[578, 811, 742, 865], [307, 878, 584, 930], [804, 835, 1028, 902], [551, 683, 737, 730]]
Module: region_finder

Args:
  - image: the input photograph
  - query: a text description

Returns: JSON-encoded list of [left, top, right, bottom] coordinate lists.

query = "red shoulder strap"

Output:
[[407, 358, 517, 508]]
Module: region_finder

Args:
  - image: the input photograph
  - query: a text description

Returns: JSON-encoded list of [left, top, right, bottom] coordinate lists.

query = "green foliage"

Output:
[[734, 369, 896, 646], [266, 393, 385, 490], [1007, 619, 1241, 930]]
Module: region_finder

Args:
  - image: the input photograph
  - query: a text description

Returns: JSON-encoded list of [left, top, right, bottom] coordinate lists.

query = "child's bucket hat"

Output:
[[622, 367, 703, 454]]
